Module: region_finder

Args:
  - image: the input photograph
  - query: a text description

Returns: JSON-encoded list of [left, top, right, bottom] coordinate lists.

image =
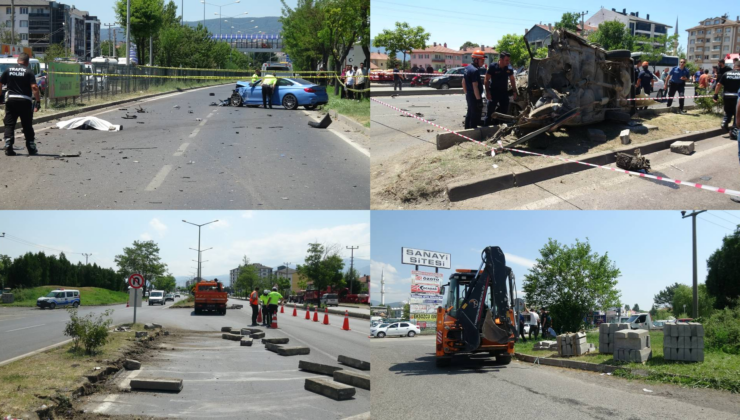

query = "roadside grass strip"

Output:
[[325, 90, 370, 127], [1, 286, 128, 307]]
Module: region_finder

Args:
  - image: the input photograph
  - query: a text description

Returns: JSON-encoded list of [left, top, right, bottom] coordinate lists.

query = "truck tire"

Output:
[[606, 50, 631, 59], [495, 355, 512, 365], [436, 357, 452, 367]]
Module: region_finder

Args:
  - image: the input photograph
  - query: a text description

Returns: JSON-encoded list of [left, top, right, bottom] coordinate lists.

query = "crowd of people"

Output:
[[517, 307, 554, 343], [340, 63, 368, 100], [249, 286, 283, 328]]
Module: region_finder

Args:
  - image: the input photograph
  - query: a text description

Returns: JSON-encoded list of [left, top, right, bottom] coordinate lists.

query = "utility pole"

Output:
[[579, 10, 589, 34], [346, 246, 359, 294], [104, 23, 113, 55], [82, 253, 92, 265], [380, 269, 385, 306], [112, 25, 117, 58], [0, 233, 5, 290], [10, 0, 15, 45], [681, 210, 706, 318], [181, 0, 184, 25], [126, 0, 131, 91]]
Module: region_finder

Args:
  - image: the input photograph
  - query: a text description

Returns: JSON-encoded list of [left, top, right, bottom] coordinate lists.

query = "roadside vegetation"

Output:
[[324, 89, 370, 127], [2, 286, 128, 307], [171, 295, 194, 308]]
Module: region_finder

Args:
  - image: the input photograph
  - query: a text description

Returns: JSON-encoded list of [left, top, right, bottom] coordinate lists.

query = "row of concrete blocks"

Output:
[[664, 322, 704, 338], [664, 347, 705, 362], [613, 329, 651, 363], [557, 332, 592, 356], [301, 357, 371, 401], [598, 323, 630, 354], [664, 336, 704, 349], [614, 347, 652, 363]]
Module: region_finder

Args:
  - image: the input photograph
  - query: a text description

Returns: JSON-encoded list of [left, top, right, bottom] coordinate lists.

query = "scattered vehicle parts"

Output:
[[615, 149, 650, 172]]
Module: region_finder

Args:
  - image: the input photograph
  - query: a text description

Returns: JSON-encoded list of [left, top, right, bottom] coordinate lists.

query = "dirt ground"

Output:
[[371, 111, 724, 209]]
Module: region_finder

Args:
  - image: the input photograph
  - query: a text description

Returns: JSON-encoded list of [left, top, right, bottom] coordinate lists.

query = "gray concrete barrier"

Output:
[[338, 355, 370, 371], [130, 377, 183, 392], [305, 378, 356, 401], [299, 360, 343, 376], [263, 338, 290, 345], [333, 370, 370, 390]]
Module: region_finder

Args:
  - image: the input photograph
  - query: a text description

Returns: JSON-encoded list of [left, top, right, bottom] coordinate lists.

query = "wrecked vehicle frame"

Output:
[[490, 29, 637, 148]]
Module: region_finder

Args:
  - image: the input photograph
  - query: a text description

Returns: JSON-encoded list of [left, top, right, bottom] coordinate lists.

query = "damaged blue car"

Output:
[[229, 77, 329, 110]]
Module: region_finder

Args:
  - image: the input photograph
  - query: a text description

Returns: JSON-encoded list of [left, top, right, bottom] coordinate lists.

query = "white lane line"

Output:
[[199, 118, 208, 127], [144, 165, 173, 191], [5, 323, 45, 332], [117, 368, 142, 391], [0, 339, 72, 367], [93, 394, 120, 414], [342, 412, 371, 420], [327, 128, 371, 158], [188, 127, 201, 139], [173, 142, 190, 156]]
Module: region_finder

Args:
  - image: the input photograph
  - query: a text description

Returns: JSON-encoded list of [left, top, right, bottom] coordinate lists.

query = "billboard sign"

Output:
[[411, 313, 437, 321], [411, 270, 443, 286], [401, 247, 451, 269], [410, 293, 443, 305], [48, 62, 81, 99], [410, 304, 438, 314], [411, 283, 440, 294]]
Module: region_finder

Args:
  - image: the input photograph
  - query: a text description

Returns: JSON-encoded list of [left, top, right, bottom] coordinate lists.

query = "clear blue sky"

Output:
[[0, 210, 369, 280], [370, 210, 740, 311], [371, 0, 720, 52], [72, 0, 296, 25]]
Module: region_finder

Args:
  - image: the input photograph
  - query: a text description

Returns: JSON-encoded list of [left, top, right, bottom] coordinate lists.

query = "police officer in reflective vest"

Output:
[[462, 50, 485, 129], [251, 69, 261, 85], [1, 53, 40, 156], [262, 73, 277, 109], [484, 51, 517, 126], [714, 61, 740, 132]]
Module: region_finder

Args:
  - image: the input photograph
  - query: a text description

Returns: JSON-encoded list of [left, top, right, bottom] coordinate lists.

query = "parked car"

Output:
[[429, 67, 485, 90], [627, 313, 654, 330], [371, 321, 421, 338], [37, 289, 80, 309], [149, 290, 165, 306], [320, 293, 339, 307], [369, 71, 394, 82], [165, 293, 175, 302], [230, 77, 328, 110]]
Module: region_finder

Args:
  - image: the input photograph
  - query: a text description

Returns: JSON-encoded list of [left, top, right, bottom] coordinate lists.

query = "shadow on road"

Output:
[[389, 354, 507, 376]]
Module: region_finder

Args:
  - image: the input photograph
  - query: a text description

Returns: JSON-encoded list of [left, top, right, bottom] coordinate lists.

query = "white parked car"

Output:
[[371, 322, 420, 338], [148, 290, 165, 306], [320, 293, 339, 307]]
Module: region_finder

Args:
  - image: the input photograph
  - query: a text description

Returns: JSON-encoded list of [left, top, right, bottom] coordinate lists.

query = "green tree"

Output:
[[114, 240, 167, 296], [523, 238, 621, 334], [319, 0, 367, 95], [115, 0, 164, 66], [624, 304, 631, 312], [554, 12, 580, 31], [495, 34, 530, 67], [459, 41, 478, 50], [654, 282, 681, 308], [43, 43, 69, 65], [234, 256, 259, 298], [672, 283, 715, 318], [632, 304, 641, 312], [280, 0, 330, 72], [587, 20, 634, 51], [706, 226, 740, 309], [373, 21, 430, 69], [151, 273, 176, 292], [296, 243, 345, 292], [403, 303, 410, 320], [344, 266, 360, 294], [632, 33, 679, 65]]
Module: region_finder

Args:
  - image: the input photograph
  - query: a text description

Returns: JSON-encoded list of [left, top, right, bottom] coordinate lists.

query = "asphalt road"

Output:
[[0, 85, 369, 210], [371, 336, 740, 420]]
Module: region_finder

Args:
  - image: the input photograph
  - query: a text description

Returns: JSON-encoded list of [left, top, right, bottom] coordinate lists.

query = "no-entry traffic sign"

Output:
[[128, 273, 144, 289]]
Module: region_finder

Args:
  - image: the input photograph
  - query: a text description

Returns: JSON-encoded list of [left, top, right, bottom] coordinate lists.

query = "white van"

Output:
[[37, 289, 80, 309], [148, 290, 165, 306], [627, 313, 654, 330]]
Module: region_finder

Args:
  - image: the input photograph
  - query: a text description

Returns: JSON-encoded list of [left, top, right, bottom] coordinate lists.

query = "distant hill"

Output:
[[101, 16, 282, 45]]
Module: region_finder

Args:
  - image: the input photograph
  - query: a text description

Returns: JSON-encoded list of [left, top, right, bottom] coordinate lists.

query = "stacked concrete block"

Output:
[[598, 323, 630, 354], [557, 332, 592, 356], [663, 322, 704, 362], [613, 329, 652, 363]]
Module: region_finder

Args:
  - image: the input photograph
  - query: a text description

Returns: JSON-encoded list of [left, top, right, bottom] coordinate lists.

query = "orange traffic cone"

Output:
[[305, 307, 311, 320], [271, 312, 279, 329], [322, 307, 330, 325], [313, 308, 319, 322], [292, 306, 297, 317], [126, 301, 130, 308], [280, 303, 285, 314], [341, 310, 351, 331], [257, 307, 263, 324]]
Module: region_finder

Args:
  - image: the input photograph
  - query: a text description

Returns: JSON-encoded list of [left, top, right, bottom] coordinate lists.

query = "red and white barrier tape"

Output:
[[628, 93, 738, 101], [371, 97, 740, 198], [371, 72, 464, 77]]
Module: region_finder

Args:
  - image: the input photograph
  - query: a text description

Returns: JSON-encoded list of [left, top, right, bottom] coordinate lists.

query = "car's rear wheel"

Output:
[[304, 104, 317, 110], [282, 94, 298, 110], [230, 94, 243, 107], [73, 302, 79, 308], [440, 83, 450, 90], [377, 332, 386, 338], [407, 331, 416, 337], [49, 302, 56, 310]]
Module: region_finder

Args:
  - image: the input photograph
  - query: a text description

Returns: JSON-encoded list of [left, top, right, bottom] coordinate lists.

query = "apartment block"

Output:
[[686, 14, 740, 68]]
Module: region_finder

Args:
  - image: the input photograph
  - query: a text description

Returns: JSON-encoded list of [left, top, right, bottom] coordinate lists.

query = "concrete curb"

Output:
[[446, 126, 725, 202], [130, 377, 183, 392], [305, 378, 356, 401], [371, 88, 460, 97], [284, 303, 370, 320], [4, 83, 230, 131], [328, 109, 370, 136], [514, 352, 623, 374]]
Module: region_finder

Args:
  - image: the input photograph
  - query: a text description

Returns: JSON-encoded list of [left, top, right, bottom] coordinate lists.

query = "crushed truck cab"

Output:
[[436, 246, 519, 367]]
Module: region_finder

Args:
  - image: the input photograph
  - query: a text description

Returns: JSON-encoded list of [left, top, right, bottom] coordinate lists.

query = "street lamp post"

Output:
[[681, 210, 706, 318], [182, 220, 218, 281], [201, 0, 242, 34]]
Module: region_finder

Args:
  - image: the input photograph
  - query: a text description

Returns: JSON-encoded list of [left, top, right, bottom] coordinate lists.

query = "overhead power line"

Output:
[[697, 217, 734, 232], [2, 234, 86, 256]]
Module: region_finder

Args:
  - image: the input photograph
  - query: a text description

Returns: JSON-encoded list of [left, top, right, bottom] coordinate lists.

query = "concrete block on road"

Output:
[[333, 370, 370, 390], [299, 360, 343, 376], [264, 343, 282, 353], [262, 338, 290, 345], [305, 378, 355, 401], [250, 332, 266, 339], [338, 355, 370, 371], [220, 326, 233, 332], [144, 323, 156, 330], [222, 333, 242, 341], [628, 125, 649, 134], [620, 129, 631, 144], [240, 337, 253, 347], [130, 377, 183, 393], [277, 346, 310, 356], [240, 328, 253, 335], [670, 141, 695, 155], [123, 359, 141, 370], [135, 331, 148, 338]]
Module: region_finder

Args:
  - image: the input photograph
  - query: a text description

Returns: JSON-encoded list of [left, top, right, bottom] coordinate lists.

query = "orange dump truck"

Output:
[[194, 279, 227, 315], [435, 246, 519, 367]]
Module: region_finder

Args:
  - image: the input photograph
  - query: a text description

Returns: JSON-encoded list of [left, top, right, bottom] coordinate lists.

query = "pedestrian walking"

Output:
[[1, 53, 40, 156], [265, 286, 283, 328], [249, 287, 260, 326], [463, 50, 484, 129], [666, 59, 690, 113], [262, 73, 277, 109], [260, 289, 270, 326], [484, 51, 516, 126], [393, 63, 404, 91]]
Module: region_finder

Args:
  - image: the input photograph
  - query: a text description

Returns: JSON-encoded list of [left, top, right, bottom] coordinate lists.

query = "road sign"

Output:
[[128, 273, 144, 289], [411, 283, 440, 294], [411, 270, 443, 286], [401, 247, 451, 269]]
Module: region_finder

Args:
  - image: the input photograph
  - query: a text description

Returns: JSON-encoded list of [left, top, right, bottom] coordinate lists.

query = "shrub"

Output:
[[694, 92, 723, 114], [64, 309, 113, 355], [703, 306, 740, 354]]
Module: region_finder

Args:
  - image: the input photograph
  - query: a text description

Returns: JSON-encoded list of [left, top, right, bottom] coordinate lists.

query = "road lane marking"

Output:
[[328, 128, 371, 158], [144, 165, 173, 191], [342, 412, 371, 420], [5, 323, 45, 332], [199, 118, 208, 127], [188, 127, 200, 138], [173, 142, 190, 156]]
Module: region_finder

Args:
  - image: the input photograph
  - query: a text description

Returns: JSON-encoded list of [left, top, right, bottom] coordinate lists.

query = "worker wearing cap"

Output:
[[262, 72, 277, 109], [260, 290, 270, 326], [666, 58, 690, 113], [484, 51, 516, 126], [249, 287, 260, 327], [714, 61, 740, 135], [463, 50, 485, 129], [266, 286, 283, 328], [1, 52, 40, 156], [635, 61, 654, 110]]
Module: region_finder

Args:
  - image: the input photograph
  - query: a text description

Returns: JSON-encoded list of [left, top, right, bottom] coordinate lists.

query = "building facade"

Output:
[[586, 7, 670, 46], [686, 15, 740, 68], [229, 267, 240, 289], [252, 263, 273, 279], [460, 45, 498, 66], [410, 42, 462, 71], [370, 52, 388, 70]]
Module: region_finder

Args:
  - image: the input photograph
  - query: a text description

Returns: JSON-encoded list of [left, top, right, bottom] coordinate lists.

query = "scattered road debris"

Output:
[[56, 116, 122, 131], [135, 106, 146, 113], [615, 149, 651, 172], [122, 114, 137, 119], [308, 114, 332, 129]]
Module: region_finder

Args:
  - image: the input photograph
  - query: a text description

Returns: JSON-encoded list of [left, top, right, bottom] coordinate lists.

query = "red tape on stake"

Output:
[[371, 97, 740, 198]]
